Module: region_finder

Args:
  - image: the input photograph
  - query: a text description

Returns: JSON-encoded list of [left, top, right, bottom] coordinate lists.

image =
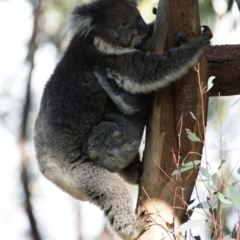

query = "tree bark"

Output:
[[206, 45, 240, 96], [137, 0, 209, 239]]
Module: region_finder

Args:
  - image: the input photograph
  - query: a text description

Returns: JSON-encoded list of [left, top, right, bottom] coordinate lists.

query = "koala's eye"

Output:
[[121, 21, 128, 27]]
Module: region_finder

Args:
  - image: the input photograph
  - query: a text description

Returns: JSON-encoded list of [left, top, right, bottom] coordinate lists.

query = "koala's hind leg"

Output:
[[85, 116, 144, 175], [118, 153, 143, 184], [69, 161, 149, 240]]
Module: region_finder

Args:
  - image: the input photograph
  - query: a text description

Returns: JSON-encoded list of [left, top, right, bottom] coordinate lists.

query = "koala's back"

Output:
[[34, 44, 108, 168]]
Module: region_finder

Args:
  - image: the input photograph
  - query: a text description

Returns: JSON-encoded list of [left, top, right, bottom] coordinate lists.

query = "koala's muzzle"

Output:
[[136, 17, 148, 35]]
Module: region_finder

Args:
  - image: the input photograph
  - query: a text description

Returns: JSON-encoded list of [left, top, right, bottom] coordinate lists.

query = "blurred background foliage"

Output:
[[0, 0, 239, 239]]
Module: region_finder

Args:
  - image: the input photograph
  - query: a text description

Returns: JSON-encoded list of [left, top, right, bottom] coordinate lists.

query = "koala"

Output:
[[33, 0, 212, 239]]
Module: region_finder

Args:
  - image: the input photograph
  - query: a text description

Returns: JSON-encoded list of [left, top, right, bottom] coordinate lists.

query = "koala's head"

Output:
[[67, 0, 148, 48]]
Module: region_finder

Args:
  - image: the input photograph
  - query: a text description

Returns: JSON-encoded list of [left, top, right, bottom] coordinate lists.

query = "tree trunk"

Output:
[[137, 0, 209, 239]]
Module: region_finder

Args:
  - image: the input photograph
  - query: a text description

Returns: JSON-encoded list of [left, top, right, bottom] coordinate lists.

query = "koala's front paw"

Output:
[[130, 211, 152, 240], [196, 25, 212, 47], [119, 211, 151, 240], [174, 31, 189, 47]]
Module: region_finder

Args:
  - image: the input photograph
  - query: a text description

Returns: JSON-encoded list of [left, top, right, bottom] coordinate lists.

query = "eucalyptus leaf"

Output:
[[194, 236, 201, 240], [200, 167, 211, 178], [206, 76, 215, 92], [222, 235, 231, 240], [176, 219, 208, 233], [195, 200, 215, 209], [207, 179, 215, 190], [185, 128, 201, 142], [194, 194, 218, 209], [229, 186, 240, 210], [211, 173, 217, 183], [232, 224, 237, 238], [229, 97, 240, 107], [218, 193, 232, 205], [171, 160, 201, 175], [222, 220, 230, 236], [190, 111, 197, 120], [218, 159, 226, 170]]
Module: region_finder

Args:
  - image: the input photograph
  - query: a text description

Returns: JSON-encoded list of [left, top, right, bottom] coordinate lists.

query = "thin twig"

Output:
[[19, 1, 42, 240]]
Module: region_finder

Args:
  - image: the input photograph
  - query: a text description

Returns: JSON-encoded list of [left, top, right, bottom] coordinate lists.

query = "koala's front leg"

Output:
[[93, 68, 143, 115], [99, 26, 213, 94]]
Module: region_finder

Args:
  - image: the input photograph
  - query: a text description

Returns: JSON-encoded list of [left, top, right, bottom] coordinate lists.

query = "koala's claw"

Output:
[[132, 211, 152, 239], [152, 7, 158, 15], [139, 210, 146, 217], [201, 25, 213, 40], [139, 211, 152, 223]]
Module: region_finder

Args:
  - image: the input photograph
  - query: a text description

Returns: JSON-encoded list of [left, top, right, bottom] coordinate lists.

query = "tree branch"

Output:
[[207, 44, 240, 96], [19, 1, 42, 240]]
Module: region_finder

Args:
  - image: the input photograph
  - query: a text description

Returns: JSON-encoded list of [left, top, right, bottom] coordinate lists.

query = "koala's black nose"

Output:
[[136, 17, 148, 35]]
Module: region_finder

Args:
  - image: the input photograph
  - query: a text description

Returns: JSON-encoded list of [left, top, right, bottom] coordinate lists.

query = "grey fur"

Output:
[[34, 0, 212, 239]]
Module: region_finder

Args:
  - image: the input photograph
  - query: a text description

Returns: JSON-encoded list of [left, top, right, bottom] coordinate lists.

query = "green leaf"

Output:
[[232, 224, 237, 238], [194, 194, 218, 209], [200, 167, 211, 178], [176, 219, 208, 233], [194, 236, 201, 240], [189, 198, 196, 205], [171, 160, 201, 175], [206, 76, 215, 92], [186, 208, 194, 218], [223, 235, 231, 240], [195, 200, 215, 209], [218, 193, 232, 205], [229, 98, 240, 107], [185, 161, 201, 167], [207, 179, 216, 190], [195, 191, 234, 210], [218, 159, 226, 170], [211, 173, 217, 183], [229, 186, 240, 210], [185, 129, 201, 142], [222, 218, 231, 236], [190, 111, 197, 120]]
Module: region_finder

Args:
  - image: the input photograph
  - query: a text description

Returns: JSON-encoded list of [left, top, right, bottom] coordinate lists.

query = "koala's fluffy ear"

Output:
[[65, 0, 139, 37], [129, 0, 138, 6], [65, 4, 96, 37]]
